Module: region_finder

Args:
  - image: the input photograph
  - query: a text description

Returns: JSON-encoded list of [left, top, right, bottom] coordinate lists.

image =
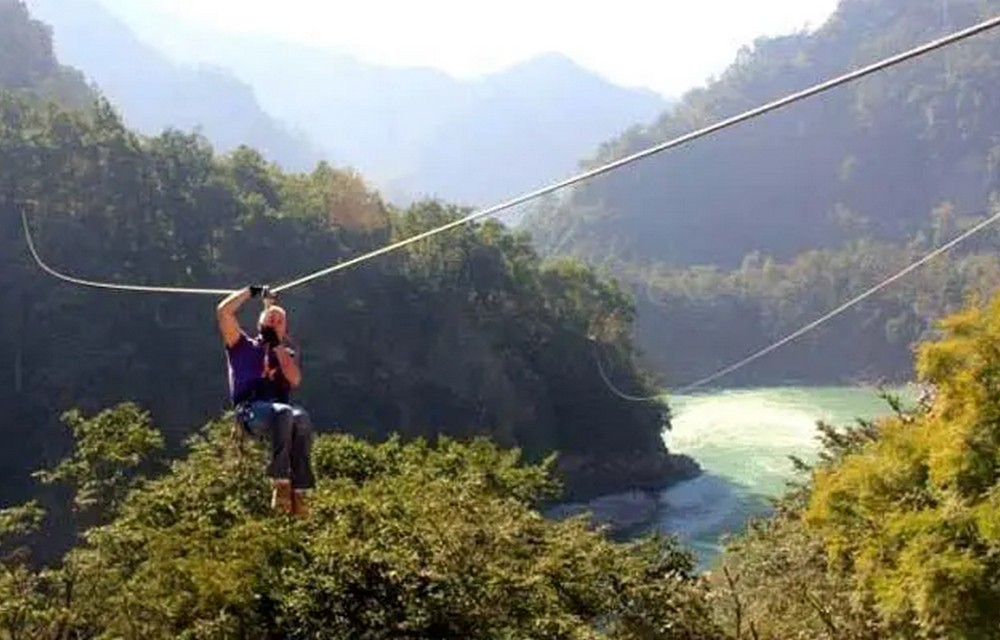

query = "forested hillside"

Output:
[[525, 0, 1000, 386], [24, 0, 324, 172], [0, 0, 92, 106], [0, 97, 690, 507], [0, 1, 693, 523], [629, 218, 1000, 386], [528, 0, 1000, 267]]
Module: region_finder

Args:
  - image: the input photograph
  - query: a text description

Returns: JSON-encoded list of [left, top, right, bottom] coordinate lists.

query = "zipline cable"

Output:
[[21, 207, 234, 296], [23, 15, 1000, 297], [270, 12, 1000, 294], [672, 207, 1000, 394]]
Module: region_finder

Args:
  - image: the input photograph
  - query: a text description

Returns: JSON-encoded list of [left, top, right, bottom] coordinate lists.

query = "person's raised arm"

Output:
[[216, 286, 265, 347]]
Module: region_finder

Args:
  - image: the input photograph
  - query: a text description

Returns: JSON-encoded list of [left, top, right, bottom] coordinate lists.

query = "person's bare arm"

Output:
[[273, 345, 302, 388], [216, 287, 253, 348]]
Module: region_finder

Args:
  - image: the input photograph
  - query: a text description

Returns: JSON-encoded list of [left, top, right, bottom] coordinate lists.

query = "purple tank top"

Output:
[[225, 332, 292, 405]]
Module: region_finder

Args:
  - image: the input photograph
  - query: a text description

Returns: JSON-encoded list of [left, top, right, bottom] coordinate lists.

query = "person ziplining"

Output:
[[217, 285, 316, 517], [18, 12, 1000, 429]]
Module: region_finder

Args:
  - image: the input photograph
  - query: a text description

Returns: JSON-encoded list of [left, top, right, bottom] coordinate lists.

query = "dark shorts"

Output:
[[237, 401, 316, 490]]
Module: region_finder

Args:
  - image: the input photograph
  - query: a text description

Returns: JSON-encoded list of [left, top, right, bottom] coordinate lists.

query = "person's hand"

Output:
[[260, 326, 280, 347], [249, 285, 270, 298]]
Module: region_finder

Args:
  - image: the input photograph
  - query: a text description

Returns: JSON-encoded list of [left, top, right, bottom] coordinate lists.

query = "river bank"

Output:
[[555, 449, 701, 502], [546, 450, 702, 534], [552, 385, 921, 565]]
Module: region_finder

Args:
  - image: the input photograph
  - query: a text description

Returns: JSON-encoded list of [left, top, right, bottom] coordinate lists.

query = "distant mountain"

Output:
[[0, 0, 93, 105], [25, 0, 324, 172], [88, 0, 668, 207], [399, 54, 668, 207], [524, 0, 1000, 268], [512, 0, 1000, 388]]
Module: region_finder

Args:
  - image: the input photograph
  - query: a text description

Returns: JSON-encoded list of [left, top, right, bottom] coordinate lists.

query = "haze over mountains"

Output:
[[0, 0, 92, 106], [526, 0, 1000, 268], [28, 0, 668, 206], [519, 0, 1000, 386], [25, 0, 324, 172]]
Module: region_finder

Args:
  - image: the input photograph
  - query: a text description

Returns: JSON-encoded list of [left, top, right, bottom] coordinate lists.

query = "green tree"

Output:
[[0, 90, 687, 545], [715, 291, 1000, 638], [0, 404, 721, 639], [803, 292, 1000, 636]]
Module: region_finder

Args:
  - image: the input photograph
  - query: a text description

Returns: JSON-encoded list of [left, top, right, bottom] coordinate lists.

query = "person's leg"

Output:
[[290, 406, 316, 518], [248, 401, 295, 514]]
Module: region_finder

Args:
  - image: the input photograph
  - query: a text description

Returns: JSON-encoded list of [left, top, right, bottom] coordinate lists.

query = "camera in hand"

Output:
[[260, 326, 280, 347]]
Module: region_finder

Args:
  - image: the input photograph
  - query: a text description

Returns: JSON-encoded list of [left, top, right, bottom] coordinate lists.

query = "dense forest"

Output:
[[10, 0, 1000, 635], [526, 0, 1000, 386], [529, 0, 1000, 266], [0, 0, 694, 532], [5, 284, 1000, 637], [629, 212, 1000, 386]]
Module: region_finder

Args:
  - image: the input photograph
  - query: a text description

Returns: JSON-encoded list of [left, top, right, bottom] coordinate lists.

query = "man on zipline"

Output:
[[217, 285, 315, 517]]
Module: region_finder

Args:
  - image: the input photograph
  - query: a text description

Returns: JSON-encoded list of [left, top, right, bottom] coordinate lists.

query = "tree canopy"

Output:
[[0, 406, 720, 639], [712, 289, 1000, 638], [0, 87, 692, 529]]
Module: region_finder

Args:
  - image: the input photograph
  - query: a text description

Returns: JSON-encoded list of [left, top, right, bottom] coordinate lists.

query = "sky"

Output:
[[101, 0, 840, 98]]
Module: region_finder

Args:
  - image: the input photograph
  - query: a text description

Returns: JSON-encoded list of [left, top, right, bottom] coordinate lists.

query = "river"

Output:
[[645, 385, 919, 569]]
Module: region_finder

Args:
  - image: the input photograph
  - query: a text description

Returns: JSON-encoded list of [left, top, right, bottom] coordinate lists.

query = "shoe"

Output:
[[271, 480, 293, 514], [292, 490, 310, 519]]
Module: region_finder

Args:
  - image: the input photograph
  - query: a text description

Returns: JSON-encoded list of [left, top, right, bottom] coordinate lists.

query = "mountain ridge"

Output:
[[525, 0, 1000, 268], [516, 0, 1000, 388], [25, 0, 326, 172], [86, 0, 669, 206], [0, 0, 94, 106]]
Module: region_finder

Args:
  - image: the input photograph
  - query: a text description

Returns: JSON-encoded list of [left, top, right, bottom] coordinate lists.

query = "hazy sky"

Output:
[[104, 0, 840, 97]]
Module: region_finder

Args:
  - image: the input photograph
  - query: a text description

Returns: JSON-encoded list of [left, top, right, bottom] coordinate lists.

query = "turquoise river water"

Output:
[[645, 385, 919, 568]]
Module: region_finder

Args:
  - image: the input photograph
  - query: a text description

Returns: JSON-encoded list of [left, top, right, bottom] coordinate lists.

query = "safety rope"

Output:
[[673, 207, 1000, 394], [591, 340, 665, 403], [20, 207, 234, 295]]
